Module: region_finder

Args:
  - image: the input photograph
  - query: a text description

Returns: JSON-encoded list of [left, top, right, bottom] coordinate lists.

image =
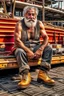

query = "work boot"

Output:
[[18, 70, 31, 89], [37, 70, 55, 86]]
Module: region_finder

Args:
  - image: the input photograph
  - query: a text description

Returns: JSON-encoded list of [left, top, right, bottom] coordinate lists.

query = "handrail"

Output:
[[0, 0, 16, 18]]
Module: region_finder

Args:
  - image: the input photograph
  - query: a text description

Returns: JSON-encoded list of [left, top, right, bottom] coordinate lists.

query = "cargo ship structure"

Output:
[[0, 0, 64, 96]]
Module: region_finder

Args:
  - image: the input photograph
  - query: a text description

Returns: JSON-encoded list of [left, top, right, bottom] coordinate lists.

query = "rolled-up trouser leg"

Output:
[[15, 48, 30, 74], [40, 45, 53, 71]]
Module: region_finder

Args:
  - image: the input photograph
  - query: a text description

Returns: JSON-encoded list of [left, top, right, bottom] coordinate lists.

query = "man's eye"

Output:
[[32, 14, 35, 16], [28, 13, 35, 16]]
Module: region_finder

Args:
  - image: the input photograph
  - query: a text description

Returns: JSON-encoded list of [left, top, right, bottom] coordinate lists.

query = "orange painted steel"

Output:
[[0, 18, 64, 69], [0, 18, 64, 52]]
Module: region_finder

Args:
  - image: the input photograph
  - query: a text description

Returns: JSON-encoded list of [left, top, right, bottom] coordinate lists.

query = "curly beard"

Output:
[[24, 17, 37, 28]]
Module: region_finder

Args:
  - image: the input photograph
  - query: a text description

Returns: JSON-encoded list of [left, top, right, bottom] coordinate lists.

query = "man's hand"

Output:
[[26, 50, 35, 59], [34, 48, 43, 59]]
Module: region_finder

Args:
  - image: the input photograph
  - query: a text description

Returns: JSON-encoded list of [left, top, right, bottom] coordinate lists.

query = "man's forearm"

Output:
[[40, 37, 48, 50], [15, 40, 31, 53]]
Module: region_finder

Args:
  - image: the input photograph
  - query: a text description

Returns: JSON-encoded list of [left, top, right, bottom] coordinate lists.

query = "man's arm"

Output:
[[39, 21, 49, 50], [14, 21, 35, 59], [34, 21, 48, 59], [14, 21, 30, 52]]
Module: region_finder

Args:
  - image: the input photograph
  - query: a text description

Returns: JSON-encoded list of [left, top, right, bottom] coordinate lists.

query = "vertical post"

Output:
[[51, 0, 52, 8], [3, 0, 7, 15], [42, 0, 45, 22], [12, 0, 16, 18], [53, 32, 56, 44], [61, 1, 62, 9], [58, 0, 60, 9]]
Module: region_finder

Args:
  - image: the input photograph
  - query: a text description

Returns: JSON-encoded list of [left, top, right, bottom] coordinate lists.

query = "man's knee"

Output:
[[44, 45, 53, 53], [42, 45, 53, 61], [15, 48, 25, 56]]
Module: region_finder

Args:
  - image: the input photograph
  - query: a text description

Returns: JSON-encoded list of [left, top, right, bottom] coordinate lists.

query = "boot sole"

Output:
[[18, 84, 30, 89], [37, 78, 55, 86]]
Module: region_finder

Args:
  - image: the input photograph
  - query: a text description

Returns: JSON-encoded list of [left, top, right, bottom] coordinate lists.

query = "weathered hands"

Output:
[[26, 50, 35, 59], [34, 49, 43, 59], [26, 47, 44, 60]]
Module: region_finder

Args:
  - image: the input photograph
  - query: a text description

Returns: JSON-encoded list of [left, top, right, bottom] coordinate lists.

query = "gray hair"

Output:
[[23, 6, 39, 16]]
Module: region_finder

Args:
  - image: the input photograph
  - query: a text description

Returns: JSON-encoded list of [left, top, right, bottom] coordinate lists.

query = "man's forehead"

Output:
[[26, 9, 36, 13]]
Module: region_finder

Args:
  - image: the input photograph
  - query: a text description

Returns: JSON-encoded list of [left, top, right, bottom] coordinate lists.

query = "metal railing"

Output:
[[0, 0, 16, 18]]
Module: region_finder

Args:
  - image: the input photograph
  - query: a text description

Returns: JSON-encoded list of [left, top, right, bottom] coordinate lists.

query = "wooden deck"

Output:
[[0, 64, 64, 96]]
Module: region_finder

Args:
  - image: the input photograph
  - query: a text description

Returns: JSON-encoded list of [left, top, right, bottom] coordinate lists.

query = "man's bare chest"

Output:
[[27, 28, 35, 39]]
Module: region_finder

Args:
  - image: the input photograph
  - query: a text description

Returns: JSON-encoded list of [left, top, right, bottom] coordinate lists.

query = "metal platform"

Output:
[[0, 65, 64, 96]]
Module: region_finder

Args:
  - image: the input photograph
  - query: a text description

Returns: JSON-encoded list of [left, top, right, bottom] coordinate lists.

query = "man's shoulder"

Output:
[[19, 19, 25, 24], [16, 19, 24, 24], [37, 20, 43, 24], [37, 20, 44, 26]]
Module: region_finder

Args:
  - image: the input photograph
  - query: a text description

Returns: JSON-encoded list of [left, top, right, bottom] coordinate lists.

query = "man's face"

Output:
[[24, 9, 37, 28]]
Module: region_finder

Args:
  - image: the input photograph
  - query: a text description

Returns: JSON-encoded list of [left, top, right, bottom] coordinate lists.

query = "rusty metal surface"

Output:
[[0, 65, 64, 96]]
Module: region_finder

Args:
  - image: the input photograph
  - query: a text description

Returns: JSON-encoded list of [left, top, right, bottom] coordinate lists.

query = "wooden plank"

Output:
[[0, 35, 14, 37], [45, 26, 64, 32], [0, 51, 10, 55], [60, 56, 64, 59], [0, 22, 16, 25], [0, 55, 15, 58], [0, 62, 18, 69], [0, 42, 14, 44], [51, 60, 61, 64], [46, 29, 64, 34], [0, 26, 15, 28], [0, 60, 16, 64], [0, 30, 14, 33], [60, 59, 64, 63], [52, 56, 60, 60]]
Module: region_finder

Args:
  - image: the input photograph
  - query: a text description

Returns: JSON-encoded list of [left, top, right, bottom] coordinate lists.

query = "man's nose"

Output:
[[30, 14, 34, 18]]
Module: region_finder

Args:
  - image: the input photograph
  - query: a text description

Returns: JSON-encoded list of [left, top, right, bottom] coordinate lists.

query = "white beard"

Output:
[[24, 18, 37, 28]]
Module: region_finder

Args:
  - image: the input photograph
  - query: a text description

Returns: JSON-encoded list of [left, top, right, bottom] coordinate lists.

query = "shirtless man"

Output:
[[14, 6, 55, 89]]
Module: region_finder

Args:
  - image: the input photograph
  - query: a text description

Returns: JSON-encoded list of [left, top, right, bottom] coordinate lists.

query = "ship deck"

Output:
[[0, 64, 64, 96]]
